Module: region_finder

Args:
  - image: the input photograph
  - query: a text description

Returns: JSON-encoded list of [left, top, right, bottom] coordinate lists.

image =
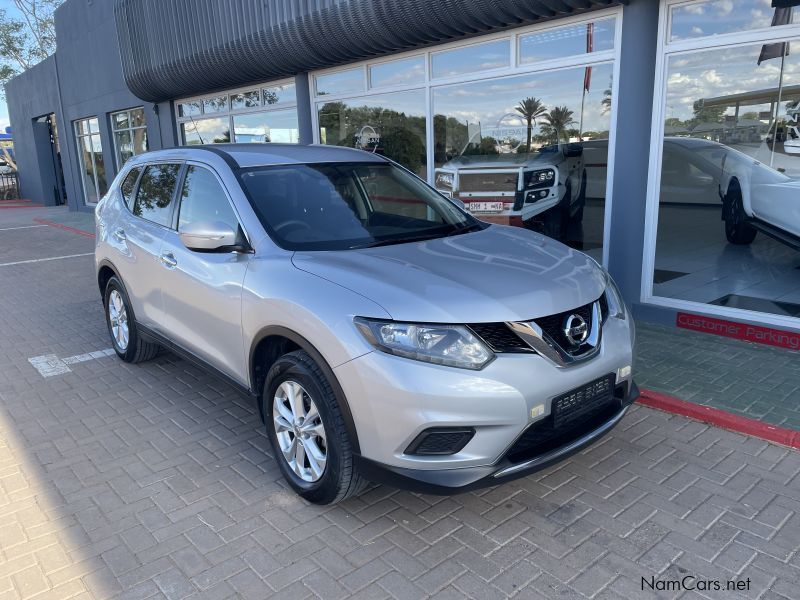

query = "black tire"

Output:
[[103, 276, 160, 363], [724, 181, 757, 245], [542, 182, 570, 240], [572, 171, 587, 224], [263, 350, 367, 505]]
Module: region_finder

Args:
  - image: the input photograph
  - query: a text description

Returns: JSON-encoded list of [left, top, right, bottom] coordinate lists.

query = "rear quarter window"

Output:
[[120, 167, 141, 208]]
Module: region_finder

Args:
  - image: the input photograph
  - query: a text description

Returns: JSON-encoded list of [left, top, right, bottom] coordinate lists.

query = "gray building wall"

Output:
[[604, 1, 668, 325], [5, 56, 63, 205], [5, 0, 176, 212], [50, 0, 164, 212]]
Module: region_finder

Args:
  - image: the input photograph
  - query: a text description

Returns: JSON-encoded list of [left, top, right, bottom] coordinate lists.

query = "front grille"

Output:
[[506, 374, 619, 464], [459, 171, 518, 193], [534, 300, 595, 355], [468, 323, 530, 352]]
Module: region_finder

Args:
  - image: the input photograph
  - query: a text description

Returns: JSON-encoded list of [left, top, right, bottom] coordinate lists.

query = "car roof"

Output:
[[663, 136, 721, 149], [128, 143, 389, 169]]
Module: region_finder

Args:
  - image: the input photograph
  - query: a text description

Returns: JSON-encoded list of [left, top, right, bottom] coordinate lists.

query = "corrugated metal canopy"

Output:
[[116, 0, 620, 103]]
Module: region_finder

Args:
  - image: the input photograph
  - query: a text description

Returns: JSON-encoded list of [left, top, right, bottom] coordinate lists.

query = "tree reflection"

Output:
[[542, 106, 576, 143], [318, 100, 426, 175], [133, 164, 180, 217], [515, 97, 546, 152]]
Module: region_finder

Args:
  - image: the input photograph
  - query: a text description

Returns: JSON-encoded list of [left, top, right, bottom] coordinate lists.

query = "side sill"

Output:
[[137, 323, 256, 399]]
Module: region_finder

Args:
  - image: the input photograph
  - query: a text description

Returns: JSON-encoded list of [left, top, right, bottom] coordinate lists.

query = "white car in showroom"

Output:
[[662, 137, 800, 250], [434, 142, 586, 238]]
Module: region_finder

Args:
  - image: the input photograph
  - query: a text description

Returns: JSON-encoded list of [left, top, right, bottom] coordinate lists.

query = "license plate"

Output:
[[552, 374, 615, 429], [468, 201, 504, 214]]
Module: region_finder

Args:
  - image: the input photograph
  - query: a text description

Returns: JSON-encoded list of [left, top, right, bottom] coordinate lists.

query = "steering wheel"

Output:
[[274, 220, 312, 234]]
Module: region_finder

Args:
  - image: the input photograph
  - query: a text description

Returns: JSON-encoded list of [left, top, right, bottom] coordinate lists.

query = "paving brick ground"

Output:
[[636, 323, 800, 431], [1, 206, 799, 599]]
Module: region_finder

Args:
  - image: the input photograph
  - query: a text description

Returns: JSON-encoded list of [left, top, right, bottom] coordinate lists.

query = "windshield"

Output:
[[239, 162, 482, 250]]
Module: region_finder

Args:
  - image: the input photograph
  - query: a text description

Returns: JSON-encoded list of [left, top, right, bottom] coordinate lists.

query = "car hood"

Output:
[[291, 225, 606, 323]]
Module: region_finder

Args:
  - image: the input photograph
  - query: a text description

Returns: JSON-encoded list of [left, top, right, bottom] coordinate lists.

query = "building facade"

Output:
[[6, 0, 800, 344]]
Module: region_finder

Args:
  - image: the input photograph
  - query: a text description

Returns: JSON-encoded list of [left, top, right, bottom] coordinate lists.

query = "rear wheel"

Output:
[[263, 350, 367, 504], [724, 181, 757, 245], [103, 276, 160, 363]]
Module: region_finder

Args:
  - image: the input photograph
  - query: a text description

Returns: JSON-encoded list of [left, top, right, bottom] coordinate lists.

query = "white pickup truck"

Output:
[[661, 137, 800, 250], [434, 142, 586, 239]]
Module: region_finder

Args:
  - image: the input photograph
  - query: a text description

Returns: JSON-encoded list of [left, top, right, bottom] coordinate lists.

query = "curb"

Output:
[[639, 389, 800, 449], [33, 217, 95, 238]]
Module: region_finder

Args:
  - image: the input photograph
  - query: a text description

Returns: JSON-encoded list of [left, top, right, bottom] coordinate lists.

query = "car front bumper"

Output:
[[352, 380, 638, 494], [333, 311, 636, 490]]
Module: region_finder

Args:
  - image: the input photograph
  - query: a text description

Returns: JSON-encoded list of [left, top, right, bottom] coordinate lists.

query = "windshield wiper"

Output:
[[445, 223, 483, 236], [351, 223, 483, 249]]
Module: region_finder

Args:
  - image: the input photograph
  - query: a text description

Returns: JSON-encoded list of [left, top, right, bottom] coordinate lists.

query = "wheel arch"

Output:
[[722, 176, 743, 219], [97, 259, 120, 297], [249, 326, 360, 453], [725, 169, 754, 216]]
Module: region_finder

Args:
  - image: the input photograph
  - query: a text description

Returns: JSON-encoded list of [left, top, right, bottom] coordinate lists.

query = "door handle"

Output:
[[159, 252, 177, 268], [112, 228, 126, 242]]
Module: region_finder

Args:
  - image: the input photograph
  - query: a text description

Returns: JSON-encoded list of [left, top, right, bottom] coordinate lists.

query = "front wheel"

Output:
[[263, 350, 366, 504], [571, 171, 587, 224], [724, 182, 757, 245], [104, 276, 160, 363], [542, 183, 571, 241]]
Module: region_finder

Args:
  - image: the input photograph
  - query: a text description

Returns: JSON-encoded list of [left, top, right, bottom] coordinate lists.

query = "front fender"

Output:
[[241, 256, 391, 386]]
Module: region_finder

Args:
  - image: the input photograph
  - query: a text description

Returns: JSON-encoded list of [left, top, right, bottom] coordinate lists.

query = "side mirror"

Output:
[[564, 143, 584, 158], [179, 220, 238, 252]]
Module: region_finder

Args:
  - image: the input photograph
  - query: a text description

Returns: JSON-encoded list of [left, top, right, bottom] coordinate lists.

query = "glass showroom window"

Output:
[[74, 117, 108, 205], [318, 91, 427, 178], [432, 62, 614, 261], [645, 1, 800, 326], [312, 11, 619, 261], [176, 80, 299, 145], [111, 107, 148, 168]]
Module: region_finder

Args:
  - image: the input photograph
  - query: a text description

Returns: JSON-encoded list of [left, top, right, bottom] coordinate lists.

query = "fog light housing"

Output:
[[404, 427, 476, 455]]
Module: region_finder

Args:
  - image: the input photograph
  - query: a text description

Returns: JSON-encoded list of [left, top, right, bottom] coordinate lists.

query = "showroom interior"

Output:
[[5, 0, 800, 343]]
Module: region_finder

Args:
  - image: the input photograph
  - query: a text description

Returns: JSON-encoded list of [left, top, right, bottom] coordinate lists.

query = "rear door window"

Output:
[[132, 164, 181, 227]]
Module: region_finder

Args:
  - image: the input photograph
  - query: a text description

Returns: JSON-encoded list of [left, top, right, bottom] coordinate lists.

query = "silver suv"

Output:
[[95, 144, 637, 504]]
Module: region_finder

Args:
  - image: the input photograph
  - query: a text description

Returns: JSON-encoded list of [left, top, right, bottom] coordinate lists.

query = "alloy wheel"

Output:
[[108, 290, 129, 351], [272, 380, 327, 482]]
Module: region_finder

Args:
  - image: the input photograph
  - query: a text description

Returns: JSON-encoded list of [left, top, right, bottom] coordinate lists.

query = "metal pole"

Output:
[[770, 50, 786, 168]]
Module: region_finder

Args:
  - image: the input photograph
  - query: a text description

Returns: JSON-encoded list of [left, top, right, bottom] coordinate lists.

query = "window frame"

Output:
[[641, 0, 800, 331], [110, 107, 148, 170], [120, 166, 143, 209], [74, 116, 107, 206], [666, 0, 799, 46], [309, 6, 623, 267], [174, 78, 299, 146], [175, 161, 249, 246], [128, 161, 185, 229]]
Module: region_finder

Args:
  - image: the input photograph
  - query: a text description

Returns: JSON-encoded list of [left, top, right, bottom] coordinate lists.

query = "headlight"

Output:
[[604, 275, 626, 320], [435, 172, 454, 189], [525, 169, 555, 189], [354, 318, 494, 370]]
